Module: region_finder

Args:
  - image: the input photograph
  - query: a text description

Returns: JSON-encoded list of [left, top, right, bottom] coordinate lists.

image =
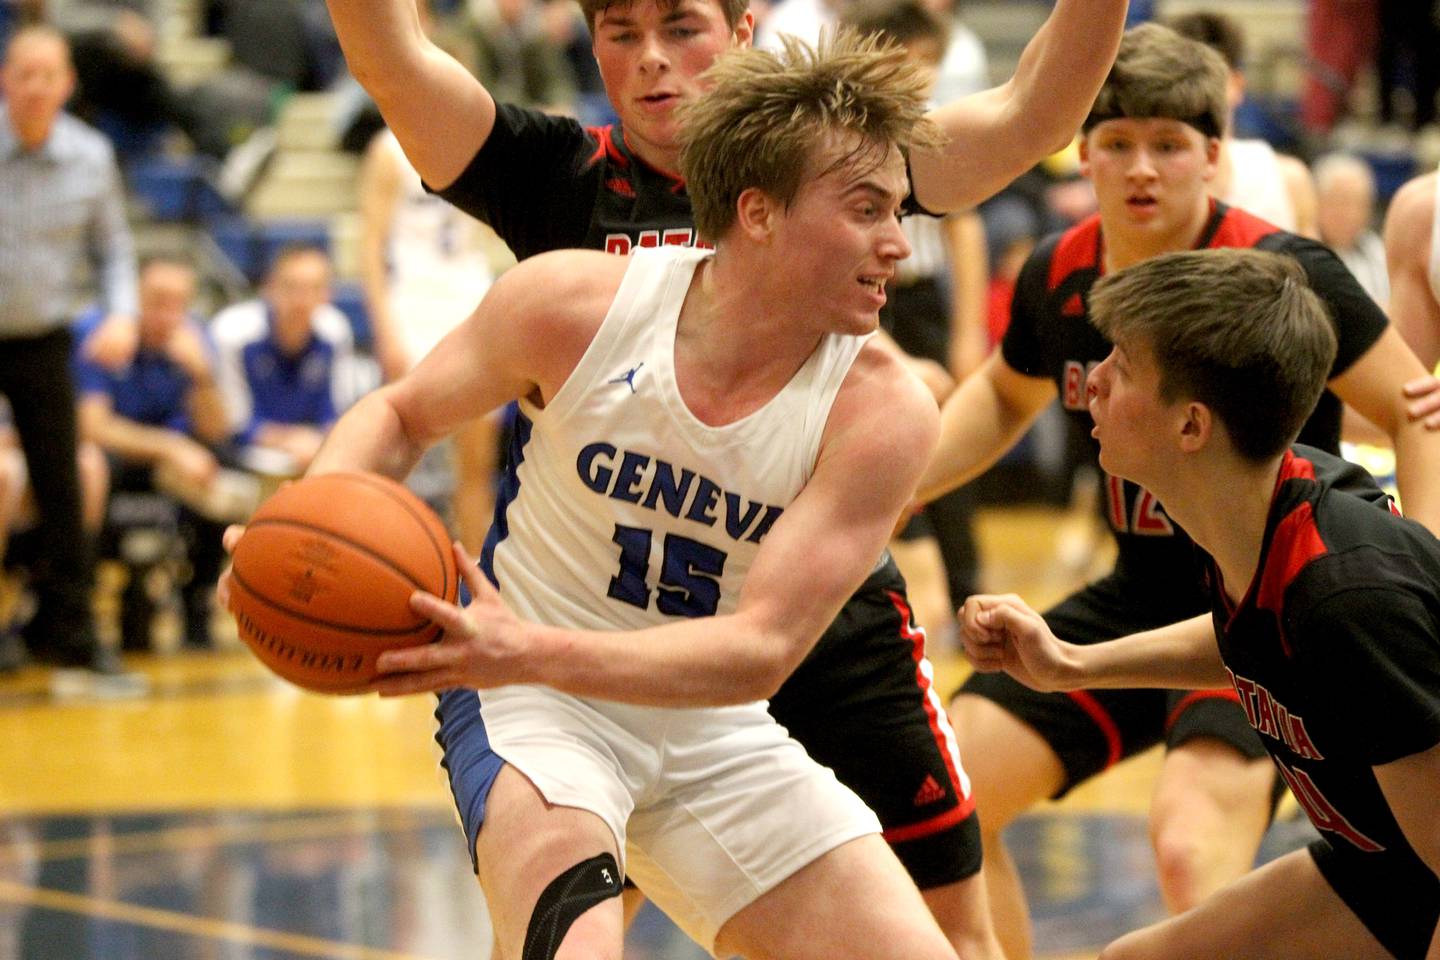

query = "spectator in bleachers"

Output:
[[1168, 9, 1317, 238], [211, 245, 355, 477], [1314, 151, 1388, 306], [46, 0, 203, 158], [468, 0, 578, 114], [75, 256, 252, 651], [0, 24, 145, 693]]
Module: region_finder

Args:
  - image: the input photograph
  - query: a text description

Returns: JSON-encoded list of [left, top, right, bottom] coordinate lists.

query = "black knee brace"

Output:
[[522, 852, 623, 960]]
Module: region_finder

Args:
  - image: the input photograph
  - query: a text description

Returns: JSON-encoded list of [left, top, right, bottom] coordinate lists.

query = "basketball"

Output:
[[227, 471, 459, 694]]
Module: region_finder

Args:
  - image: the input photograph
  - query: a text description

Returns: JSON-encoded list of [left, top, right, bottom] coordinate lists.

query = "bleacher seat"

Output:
[[129, 156, 232, 223], [205, 216, 331, 285]]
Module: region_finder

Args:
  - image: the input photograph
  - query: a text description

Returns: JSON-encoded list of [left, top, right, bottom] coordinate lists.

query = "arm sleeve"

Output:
[[89, 146, 139, 316], [1296, 585, 1440, 765], [998, 239, 1055, 378], [432, 102, 598, 261], [1262, 233, 1388, 378]]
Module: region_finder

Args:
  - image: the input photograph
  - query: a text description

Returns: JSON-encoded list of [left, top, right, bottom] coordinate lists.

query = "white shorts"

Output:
[[479, 685, 882, 951]]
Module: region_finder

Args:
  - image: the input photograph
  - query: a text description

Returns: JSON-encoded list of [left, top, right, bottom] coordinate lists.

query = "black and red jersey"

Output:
[[1210, 445, 1440, 947], [435, 102, 706, 261], [1001, 201, 1389, 607]]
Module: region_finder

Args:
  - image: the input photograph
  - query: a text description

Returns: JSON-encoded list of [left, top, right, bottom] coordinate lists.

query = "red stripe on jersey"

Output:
[[1165, 688, 1242, 733], [1204, 201, 1284, 250], [1048, 215, 1104, 292], [1067, 689, 1124, 769], [886, 590, 975, 818], [585, 125, 629, 169], [882, 803, 972, 844], [1249, 452, 1327, 657]]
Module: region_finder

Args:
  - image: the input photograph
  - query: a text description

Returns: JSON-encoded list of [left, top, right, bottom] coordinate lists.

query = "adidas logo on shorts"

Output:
[[913, 774, 946, 807]]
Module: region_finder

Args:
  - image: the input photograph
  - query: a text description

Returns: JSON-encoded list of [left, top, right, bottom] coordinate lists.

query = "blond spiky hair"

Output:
[[678, 28, 945, 242]]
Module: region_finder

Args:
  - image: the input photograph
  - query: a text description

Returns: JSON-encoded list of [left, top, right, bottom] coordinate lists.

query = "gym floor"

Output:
[[0, 503, 1316, 960]]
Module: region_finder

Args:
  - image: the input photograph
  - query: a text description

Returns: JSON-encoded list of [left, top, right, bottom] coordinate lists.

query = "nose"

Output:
[[638, 31, 670, 73], [1127, 145, 1158, 181], [881, 215, 911, 262], [1087, 355, 1111, 400]]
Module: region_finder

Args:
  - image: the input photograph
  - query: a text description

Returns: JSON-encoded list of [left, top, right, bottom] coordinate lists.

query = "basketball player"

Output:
[[318, 0, 1125, 952], [915, 24, 1440, 960], [270, 34, 963, 960], [960, 247, 1440, 960]]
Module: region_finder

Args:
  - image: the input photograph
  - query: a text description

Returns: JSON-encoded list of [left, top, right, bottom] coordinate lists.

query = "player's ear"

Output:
[[732, 10, 754, 48], [1077, 134, 1092, 179], [735, 187, 776, 243], [1202, 136, 1221, 179], [1178, 400, 1213, 453]]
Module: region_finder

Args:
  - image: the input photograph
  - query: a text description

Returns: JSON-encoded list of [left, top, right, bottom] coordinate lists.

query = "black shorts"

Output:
[[769, 555, 981, 889], [1309, 837, 1440, 960], [958, 571, 1272, 799]]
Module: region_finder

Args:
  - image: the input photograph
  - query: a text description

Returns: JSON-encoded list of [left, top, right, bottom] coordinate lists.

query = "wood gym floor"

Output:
[[0, 503, 1317, 960]]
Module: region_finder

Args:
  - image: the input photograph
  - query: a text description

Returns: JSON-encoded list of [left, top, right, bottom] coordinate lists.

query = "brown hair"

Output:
[[678, 28, 943, 241], [1166, 10, 1246, 71], [1090, 248, 1337, 461], [578, 0, 749, 33], [1083, 23, 1229, 140]]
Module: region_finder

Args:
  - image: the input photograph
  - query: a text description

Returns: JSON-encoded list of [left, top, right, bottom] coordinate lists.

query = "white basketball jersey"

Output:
[[1223, 138, 1297, 232], [488, 245, 867, 639], [380, 131, 495, 362]]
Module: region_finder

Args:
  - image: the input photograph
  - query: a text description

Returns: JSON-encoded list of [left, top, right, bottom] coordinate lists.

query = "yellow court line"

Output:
[[0, 808, 454, 866], [0, 879, 438, 960]]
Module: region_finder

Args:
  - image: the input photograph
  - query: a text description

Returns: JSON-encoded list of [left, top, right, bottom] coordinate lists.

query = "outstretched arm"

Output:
[[960, 593, 1227, 691], [911, 0, 1128, 212], [324, 0, 496, 189]]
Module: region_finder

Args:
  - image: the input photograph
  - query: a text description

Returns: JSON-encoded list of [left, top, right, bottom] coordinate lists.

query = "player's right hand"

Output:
[[958, 593, 1077, 693]]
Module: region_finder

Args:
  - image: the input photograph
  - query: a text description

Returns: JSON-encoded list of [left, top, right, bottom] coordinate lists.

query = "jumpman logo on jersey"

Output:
[[608, 362, 644, 393]]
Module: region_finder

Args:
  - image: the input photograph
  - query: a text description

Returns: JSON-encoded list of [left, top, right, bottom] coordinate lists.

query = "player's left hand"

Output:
[[371, 543, 530, 695], [1404, 374, 1440, 430]]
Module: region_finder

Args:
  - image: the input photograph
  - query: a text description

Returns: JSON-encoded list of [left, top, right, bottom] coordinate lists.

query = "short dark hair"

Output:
[[1090, 248, 1337, 462], [1166, 11, 1246, 71], [1083, 23, 1229, 140]]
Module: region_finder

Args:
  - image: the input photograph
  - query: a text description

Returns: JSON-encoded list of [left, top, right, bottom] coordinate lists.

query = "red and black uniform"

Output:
[[1214, 446, 1440, 959], [433, 103, 980, 886], [960, 201, 1390, 793]]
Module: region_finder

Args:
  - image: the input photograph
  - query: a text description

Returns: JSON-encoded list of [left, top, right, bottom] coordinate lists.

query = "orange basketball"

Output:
[[227, 471, 459, 694]]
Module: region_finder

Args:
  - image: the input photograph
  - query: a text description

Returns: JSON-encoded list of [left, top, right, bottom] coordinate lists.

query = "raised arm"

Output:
[[910, 0, 1129, 212], [374, 344, 941, 707], [324, 0, 495, 189]]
